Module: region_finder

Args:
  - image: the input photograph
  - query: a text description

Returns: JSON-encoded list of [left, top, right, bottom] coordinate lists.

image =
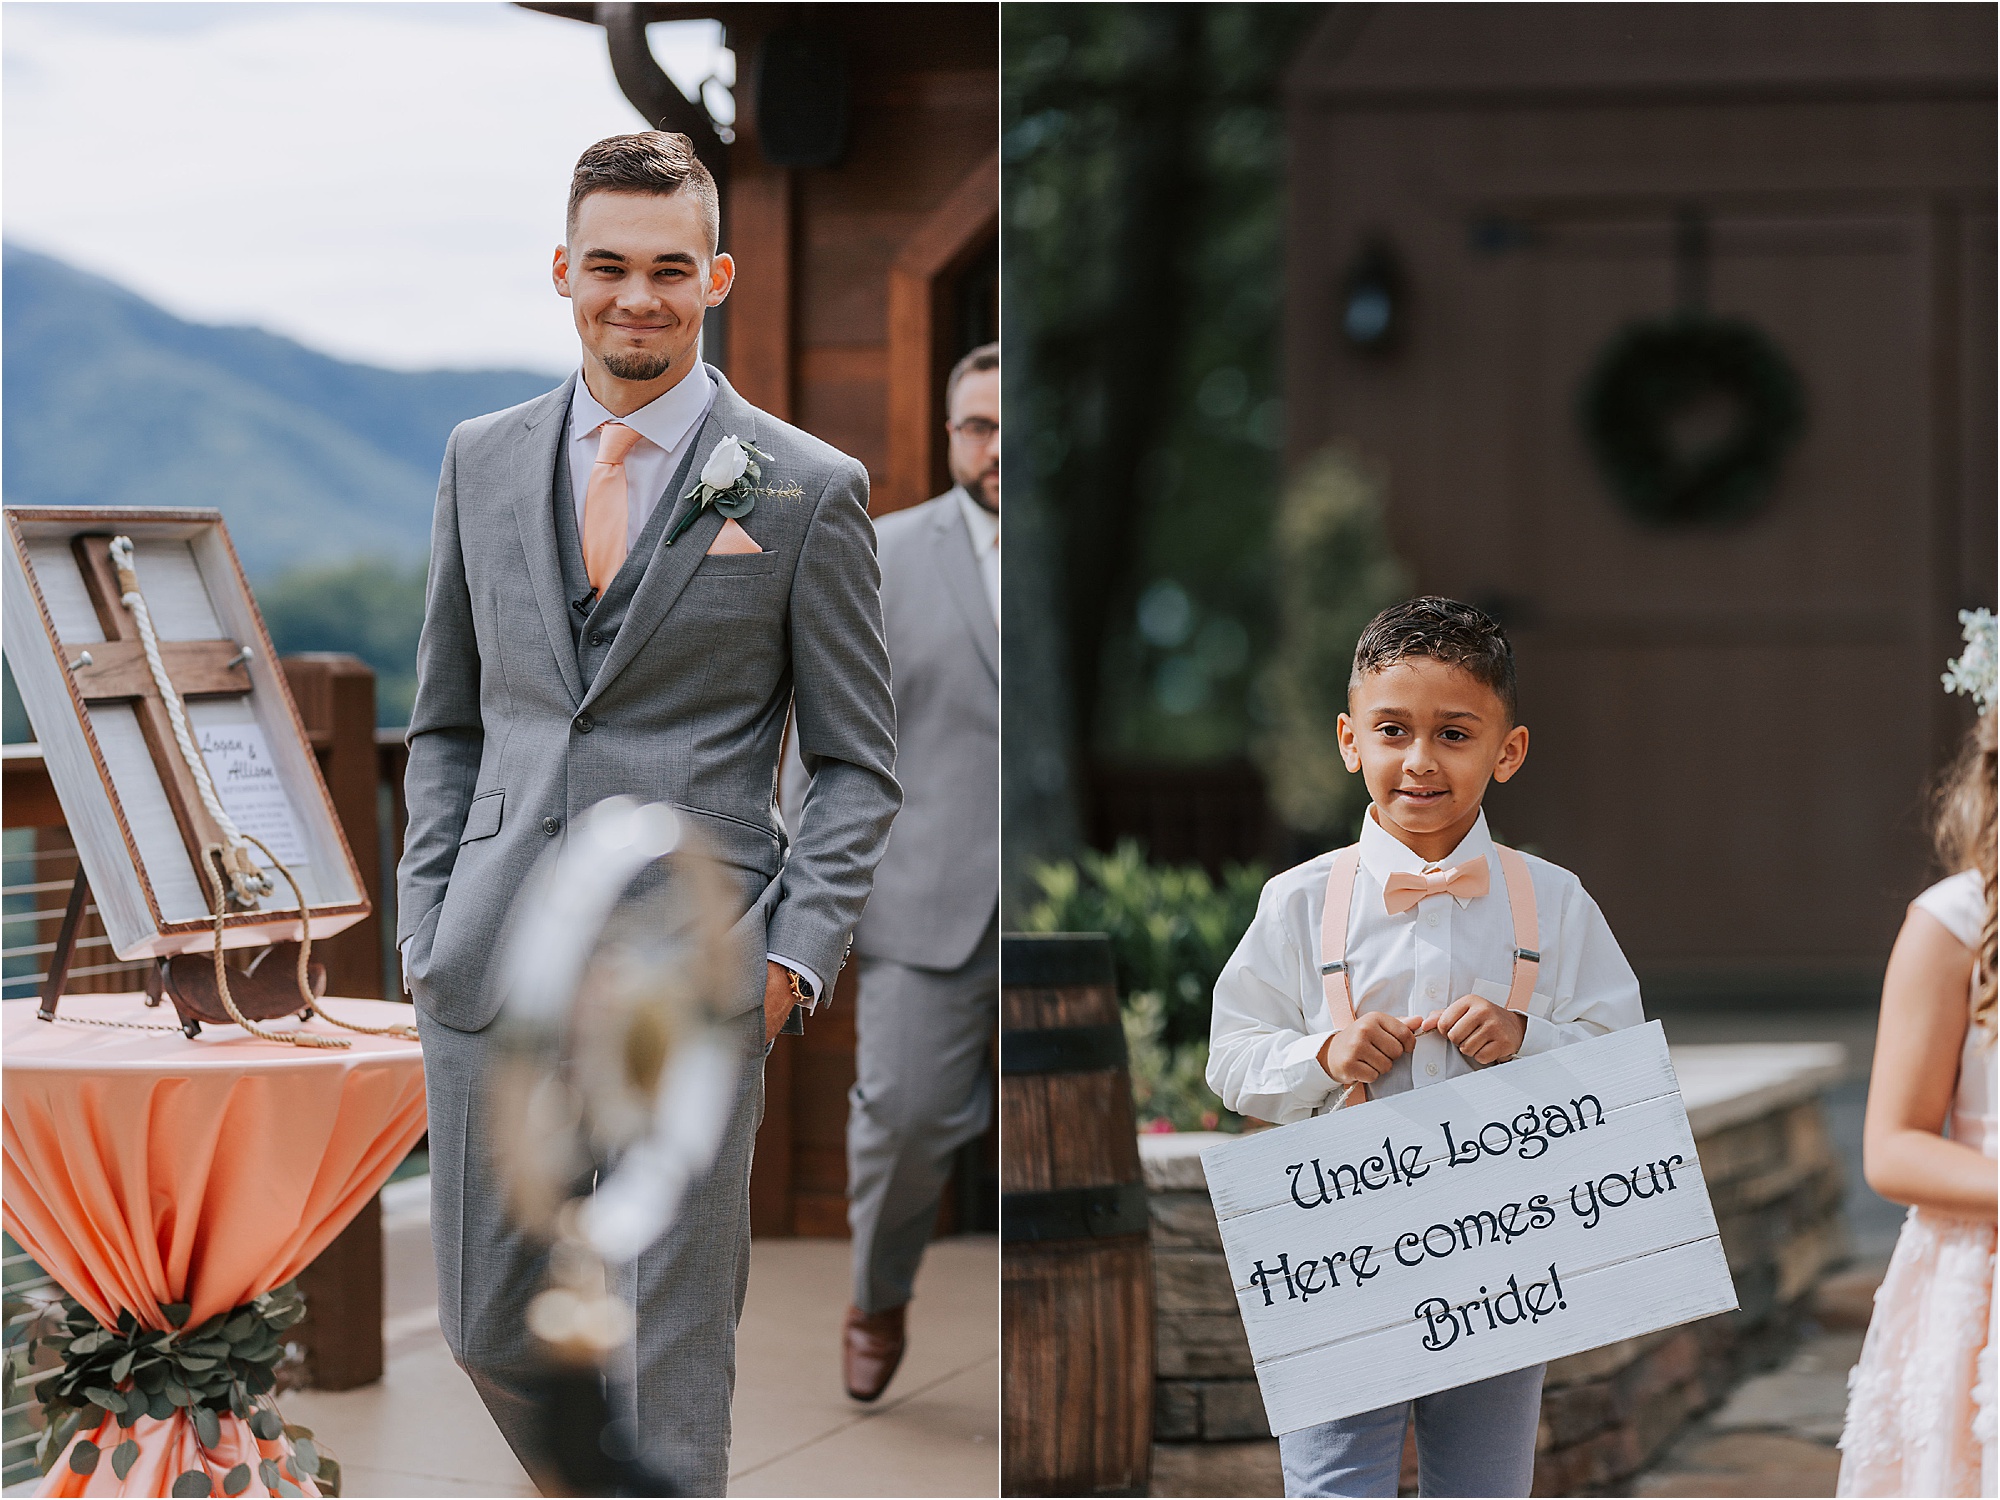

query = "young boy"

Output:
[[1208, 596, 1643, 1499]]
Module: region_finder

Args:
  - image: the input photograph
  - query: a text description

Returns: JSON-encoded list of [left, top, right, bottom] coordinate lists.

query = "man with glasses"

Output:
[[813, 343, 999, 1400]]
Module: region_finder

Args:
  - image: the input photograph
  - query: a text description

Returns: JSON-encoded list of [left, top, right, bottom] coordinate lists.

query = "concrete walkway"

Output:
[[282, 1178, 997, 1497]]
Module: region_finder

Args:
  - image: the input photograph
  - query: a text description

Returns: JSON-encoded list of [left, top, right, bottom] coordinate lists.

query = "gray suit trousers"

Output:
[[846, 919, 998, 1313], [419, 1005, 764, 1497]]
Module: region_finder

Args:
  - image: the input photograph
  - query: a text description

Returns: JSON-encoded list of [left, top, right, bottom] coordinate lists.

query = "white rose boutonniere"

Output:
[[668, 434, 802, 545]]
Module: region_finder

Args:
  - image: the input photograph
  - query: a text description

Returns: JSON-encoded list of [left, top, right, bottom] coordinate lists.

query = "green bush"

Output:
[[1022, 840, 1267, 1131]]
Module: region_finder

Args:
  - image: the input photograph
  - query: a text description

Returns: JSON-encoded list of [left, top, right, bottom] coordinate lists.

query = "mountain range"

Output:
[[2, 243, 560, 579]]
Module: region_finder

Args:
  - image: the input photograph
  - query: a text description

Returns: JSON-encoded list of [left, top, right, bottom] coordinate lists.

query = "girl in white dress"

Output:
[[1838, 624, 1997, 1498]]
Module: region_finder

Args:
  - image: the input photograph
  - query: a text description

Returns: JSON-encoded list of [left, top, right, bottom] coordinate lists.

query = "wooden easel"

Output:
[[35, 867, 93, 1025], [6, 507, 372, 966]]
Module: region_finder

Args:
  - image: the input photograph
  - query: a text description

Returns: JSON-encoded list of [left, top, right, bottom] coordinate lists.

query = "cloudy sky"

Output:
[[3, 2, 732, 373]]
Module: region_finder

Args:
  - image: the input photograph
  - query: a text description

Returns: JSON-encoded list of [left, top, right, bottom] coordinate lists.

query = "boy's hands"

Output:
[[1317, 1012, 1418, 1087], [1423, 994, 1527, 1066]]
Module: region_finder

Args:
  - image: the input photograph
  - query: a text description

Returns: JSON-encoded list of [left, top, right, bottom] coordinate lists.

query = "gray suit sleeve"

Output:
[[766, 458, 901, 990], [396, 425, 484, 947]]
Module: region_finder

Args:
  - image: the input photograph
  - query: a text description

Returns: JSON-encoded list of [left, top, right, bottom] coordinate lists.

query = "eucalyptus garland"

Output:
[[1579, 314, 1806, 526], [2, 1282, 339, 1497]]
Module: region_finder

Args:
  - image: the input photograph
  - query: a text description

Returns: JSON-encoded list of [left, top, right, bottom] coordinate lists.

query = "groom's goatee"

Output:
[[601, 351, 677, 381]]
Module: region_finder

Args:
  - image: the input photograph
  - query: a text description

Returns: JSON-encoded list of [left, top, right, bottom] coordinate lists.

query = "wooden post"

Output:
[[751, 1029, 796, 1236], [279, 654, 382, 999], [279, 654, 389, 1390], [292, 1194, 384, 1391]]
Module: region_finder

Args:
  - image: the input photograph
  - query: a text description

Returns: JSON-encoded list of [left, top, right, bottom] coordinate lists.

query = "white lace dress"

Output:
[[1838, 869, 1996, 1498]]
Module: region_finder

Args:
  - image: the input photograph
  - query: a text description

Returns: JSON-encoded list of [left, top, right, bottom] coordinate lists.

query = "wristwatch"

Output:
[[780, 966, 811, 1036]]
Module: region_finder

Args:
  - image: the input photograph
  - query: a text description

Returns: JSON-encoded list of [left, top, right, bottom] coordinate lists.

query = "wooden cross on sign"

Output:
[[62, 533, 255, 901]]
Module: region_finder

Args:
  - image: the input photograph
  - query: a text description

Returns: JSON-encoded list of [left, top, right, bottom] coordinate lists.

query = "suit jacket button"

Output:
[[542, 816, 561, 836], [589, 631, 606, 647], [574, 713, 594, 734]]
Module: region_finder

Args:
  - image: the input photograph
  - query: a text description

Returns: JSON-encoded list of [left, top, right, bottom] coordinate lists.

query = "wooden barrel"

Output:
[[1000, 932, 1153, 1498]]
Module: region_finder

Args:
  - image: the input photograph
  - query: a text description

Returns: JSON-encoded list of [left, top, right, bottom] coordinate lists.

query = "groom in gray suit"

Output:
[[397, 132, 898, 1494], [818, 345, 999, 1401]]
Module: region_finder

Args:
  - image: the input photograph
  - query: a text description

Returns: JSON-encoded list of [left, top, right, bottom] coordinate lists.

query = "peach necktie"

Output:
[[1381, 857, 1490, 914], [582, 421, 644, 591]]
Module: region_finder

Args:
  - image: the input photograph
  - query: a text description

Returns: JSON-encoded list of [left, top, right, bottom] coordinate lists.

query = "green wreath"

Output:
[[1579, 315, 1805, 526]]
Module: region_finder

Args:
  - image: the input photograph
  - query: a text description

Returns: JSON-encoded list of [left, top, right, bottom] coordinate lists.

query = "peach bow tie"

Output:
[[1382, 858, 1490, 915], [582, 421, 644, 591]]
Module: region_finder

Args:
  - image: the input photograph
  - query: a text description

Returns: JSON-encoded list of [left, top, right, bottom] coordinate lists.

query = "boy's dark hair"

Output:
[[1350, 596, 1519, 722], [567, 132, 719, 255]]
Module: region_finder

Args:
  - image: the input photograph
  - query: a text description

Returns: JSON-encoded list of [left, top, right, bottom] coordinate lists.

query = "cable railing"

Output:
[[2, 1234, 62, 1489]]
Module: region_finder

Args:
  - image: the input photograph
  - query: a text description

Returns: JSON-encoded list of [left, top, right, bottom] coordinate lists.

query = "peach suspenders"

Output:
[[1318, 844, 1541, 1108]]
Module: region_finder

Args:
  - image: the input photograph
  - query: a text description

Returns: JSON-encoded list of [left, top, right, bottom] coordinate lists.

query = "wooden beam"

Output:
[[281, 655, 382, 1000], [728, 161, 796, 420], [294, 1193, 384, 1390], [750, 1029, 796, 1235], [68, 640, 252, 702], [885, 150, 1000, 512]]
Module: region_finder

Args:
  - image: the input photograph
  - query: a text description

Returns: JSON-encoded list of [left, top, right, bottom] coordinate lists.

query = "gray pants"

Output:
[[418, 1004, 764, 1498], [846, 921, 997, 1313], [1278, 1363, 1547, 1498]]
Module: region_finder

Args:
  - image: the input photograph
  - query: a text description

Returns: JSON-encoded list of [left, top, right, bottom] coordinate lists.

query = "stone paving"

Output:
[[1622, 1004, 1888, 1498], [1628, 1261, 1884, 1498], [279, 1176, 998, 1497]]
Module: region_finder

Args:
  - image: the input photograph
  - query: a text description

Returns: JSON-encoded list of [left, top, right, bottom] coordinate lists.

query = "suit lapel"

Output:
[[934, 493, 998, 682], [580, 367, 755, 710], [511, 375, 585, 706]]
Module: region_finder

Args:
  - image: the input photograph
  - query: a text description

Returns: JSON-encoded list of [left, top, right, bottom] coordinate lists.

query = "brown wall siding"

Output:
[[1286, 5, 1995, 996], [731, 6, 997, 1234]]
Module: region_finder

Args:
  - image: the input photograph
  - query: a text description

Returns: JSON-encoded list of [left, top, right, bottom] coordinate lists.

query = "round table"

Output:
[[3, 993, 427, 1498]]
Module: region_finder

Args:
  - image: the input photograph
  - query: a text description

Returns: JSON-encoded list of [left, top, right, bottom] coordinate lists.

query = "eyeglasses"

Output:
[[949, 418, 998, 442]]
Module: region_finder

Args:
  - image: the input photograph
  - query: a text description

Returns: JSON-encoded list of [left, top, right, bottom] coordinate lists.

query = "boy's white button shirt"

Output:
[[1208, 807, 1643, 1124]]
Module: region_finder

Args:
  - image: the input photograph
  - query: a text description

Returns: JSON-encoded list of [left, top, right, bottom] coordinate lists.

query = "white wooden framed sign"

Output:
[[1200, 1022, 1737, 1434], [3, 507, 369, 960]]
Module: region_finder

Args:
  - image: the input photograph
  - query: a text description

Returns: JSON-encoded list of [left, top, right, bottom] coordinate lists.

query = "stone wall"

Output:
[[1142, 1044, 1848, 1498]]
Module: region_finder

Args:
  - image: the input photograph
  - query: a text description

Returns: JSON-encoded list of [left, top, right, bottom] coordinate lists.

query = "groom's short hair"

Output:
[[567, 133, 720, 256]]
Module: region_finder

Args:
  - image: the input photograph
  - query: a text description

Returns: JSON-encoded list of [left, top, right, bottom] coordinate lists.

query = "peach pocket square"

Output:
[[706, 519, 764, 555]]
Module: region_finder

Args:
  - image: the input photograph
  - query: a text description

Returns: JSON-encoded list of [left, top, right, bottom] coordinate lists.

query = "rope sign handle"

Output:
[[108, 535, 273, 909]]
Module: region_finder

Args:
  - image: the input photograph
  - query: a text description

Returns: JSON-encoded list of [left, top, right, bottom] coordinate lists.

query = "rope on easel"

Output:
[[107, 536, 416, 1048], [108, 535, 272, 909], [237, 833, 417, 1042]]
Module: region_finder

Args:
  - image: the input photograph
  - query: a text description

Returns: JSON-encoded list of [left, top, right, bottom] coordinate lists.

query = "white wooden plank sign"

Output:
[[1200, 1022, 1737, 1434]]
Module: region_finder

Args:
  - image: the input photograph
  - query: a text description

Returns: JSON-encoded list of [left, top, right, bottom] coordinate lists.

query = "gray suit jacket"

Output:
[[397, 367, 900, 1032], [786, 490, 996, 971]]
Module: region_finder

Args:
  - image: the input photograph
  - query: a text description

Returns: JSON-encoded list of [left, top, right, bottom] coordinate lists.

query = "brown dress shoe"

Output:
[[842, 1303, 908, 1402]]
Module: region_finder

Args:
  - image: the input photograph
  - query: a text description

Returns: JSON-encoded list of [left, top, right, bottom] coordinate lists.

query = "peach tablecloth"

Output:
[[2, 993, 427, 1497]]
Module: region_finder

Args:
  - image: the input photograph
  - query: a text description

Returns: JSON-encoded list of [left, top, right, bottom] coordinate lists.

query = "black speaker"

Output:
[[754, 25, 850, 170]]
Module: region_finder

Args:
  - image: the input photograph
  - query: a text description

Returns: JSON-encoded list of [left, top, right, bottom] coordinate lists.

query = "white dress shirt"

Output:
[[566, 364, 717, 551], [1207, 805, 1643, 1124], [956, 486, 999, 624]]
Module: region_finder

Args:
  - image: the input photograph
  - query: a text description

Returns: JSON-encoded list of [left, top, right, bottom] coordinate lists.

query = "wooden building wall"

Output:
[[1285, 4, 1995, 1002], [714, 5, 997, 1236]]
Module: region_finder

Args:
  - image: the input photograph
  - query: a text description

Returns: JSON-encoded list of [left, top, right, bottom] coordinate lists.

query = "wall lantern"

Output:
[[1338, 239, 1404, 355], [756, 24, 851, 170]]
